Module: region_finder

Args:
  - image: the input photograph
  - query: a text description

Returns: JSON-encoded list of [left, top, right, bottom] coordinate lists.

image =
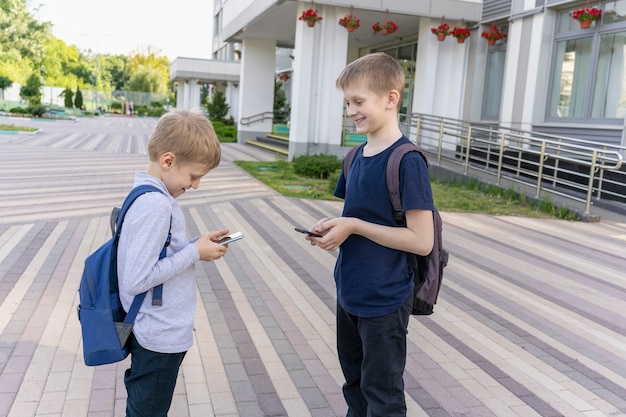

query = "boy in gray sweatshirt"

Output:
[[117, 109, 229, 417]]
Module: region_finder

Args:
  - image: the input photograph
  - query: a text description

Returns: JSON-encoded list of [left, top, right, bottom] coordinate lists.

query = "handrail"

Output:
[[240, 111, 273, 126], [407, 113, 626, 217]]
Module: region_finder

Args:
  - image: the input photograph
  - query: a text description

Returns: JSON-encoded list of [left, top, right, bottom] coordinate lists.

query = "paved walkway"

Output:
[[0, 116, 625, 417]]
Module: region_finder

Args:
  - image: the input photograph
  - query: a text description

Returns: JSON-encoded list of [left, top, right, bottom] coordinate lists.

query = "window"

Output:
[[482, 48, 507, 119], [548, 1, 626, 122], [481, 24, 508, 120], [374, 43, 417, 123]]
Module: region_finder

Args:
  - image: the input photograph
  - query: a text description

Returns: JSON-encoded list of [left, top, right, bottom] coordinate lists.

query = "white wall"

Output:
[[236, 38, 276, 142], [413, 17, 470, 120]]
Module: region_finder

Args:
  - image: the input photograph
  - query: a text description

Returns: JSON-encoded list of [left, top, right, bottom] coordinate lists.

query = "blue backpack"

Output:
[[77, 185, 170, 366], [342, 143, 449, 315]]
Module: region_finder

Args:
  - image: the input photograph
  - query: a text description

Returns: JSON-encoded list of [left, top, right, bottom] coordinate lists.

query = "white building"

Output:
[[171, 0, 626, 159]]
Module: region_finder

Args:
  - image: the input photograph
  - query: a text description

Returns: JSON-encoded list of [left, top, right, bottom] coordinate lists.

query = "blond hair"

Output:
[[336, 52, 405, 109], [148, 109, 221, 169]]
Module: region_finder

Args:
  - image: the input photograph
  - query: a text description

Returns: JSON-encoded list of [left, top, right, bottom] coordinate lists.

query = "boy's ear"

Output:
[[387, 89, 401, 109], [160, 152, 176, 169]]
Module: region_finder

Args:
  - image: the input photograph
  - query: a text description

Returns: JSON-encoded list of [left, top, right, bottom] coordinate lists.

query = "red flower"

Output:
[[338, 14, 360, 29], [450, 26, 470, 39], [481, 24, 506, 41], [373, 20, 398, 34], [299, 8, 323, 23], [431, 23, 450, 35], [571, 7, 602, 22]]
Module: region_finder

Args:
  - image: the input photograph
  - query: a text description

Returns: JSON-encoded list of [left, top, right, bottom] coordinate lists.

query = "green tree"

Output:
[[40, 38, 94, 89], [127, 66, 166, 93], [273, 80, 290, 124], [105, 54, 131, 90], [207, 89, 229, 122], [19, 73, 42, 105], [74, 88, 83, 109], [127, 47, 169, 92], [61, 87, 74, 108], [0, 75, 12, 99], [0, 0, 52, 84], [200, 84, 209, 108]]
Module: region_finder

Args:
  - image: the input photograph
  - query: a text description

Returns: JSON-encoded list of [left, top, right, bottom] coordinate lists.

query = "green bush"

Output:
[[27, 104, 46, 117], [212, 120, 237, 142], [135, 105, 148, 116], [293, 154, 341, 179], [147, 107, 166, 117], [10, 107, 27, 114], [328, 170, 339, 194]]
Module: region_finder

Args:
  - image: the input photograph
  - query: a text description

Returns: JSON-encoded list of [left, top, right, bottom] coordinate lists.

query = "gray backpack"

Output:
[[342, 143, 449, 315]]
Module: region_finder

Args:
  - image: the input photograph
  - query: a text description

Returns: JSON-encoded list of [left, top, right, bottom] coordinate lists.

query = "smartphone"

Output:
[[294, 227, 323, 238], [218, 232, 244, 245]]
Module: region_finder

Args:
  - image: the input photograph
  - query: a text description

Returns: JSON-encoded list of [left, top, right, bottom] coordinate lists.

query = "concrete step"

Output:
[[245, 139, 288, 156]]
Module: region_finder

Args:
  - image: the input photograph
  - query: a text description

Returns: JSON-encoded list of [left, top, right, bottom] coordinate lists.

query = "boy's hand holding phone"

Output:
[[304, 218, 352, 251], [195, 230, 228, 261]]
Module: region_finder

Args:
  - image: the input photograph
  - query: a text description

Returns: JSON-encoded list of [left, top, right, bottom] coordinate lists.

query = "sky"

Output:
[[34, 0, 214, 61]]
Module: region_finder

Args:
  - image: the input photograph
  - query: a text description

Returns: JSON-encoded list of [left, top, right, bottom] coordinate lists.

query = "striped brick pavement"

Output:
[[0, 116, 625, 417]]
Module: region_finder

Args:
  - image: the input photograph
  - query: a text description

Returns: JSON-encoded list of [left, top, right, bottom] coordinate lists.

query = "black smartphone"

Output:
[[294, 227, 323, 238]]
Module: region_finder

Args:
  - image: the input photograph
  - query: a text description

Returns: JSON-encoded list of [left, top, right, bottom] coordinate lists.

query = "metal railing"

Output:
[[408, 113, 625, 217], [240, 111, 273, 126]]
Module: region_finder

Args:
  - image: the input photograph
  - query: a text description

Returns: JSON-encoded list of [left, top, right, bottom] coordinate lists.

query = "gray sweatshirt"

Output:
[[117, 172, 200, 353]]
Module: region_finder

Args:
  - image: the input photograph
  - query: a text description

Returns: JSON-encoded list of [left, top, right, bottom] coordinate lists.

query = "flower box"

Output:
[[339, 13, 360, 32], [450, 26, 470, 43], [431, 23, 450, 41], [481, 24, 506, 45], [571, 7, 602, 28], [299, 8, 322, 27], [372, 20, 398, 36]]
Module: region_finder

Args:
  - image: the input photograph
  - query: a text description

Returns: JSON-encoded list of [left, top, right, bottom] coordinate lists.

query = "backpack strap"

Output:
[[343, 142, 429, 219], [113, 185, 171, 310], [385, 143, 429, 220], [342, 143, 366, 181]]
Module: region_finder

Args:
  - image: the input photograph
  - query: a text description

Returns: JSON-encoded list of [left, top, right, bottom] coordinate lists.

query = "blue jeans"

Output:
[[336, 295, 412, 417], [124, 334, 187, 417]]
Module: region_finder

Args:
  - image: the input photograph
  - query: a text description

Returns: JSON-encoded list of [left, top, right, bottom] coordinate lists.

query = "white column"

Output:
[[176, 79, 202, 111], [237, 38, 276, 143], [499, 19, 521, 130], [414, 19, 440, 117], [289, 5, 348, 159], [226, 81, 239, 121], [190, 79, 202, 111], [177, 80, 191, 110], [414, 17, 470, 119], [176, 81, 185, 110]]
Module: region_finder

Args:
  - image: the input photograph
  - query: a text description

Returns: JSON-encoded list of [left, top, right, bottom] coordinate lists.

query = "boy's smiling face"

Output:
[[158, 153, 211, 198], [342, 82, 393, 136]]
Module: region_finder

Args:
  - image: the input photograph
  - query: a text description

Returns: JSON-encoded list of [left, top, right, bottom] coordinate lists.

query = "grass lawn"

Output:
[[0, 124, 38, 132], [234, 160, 578, 220]]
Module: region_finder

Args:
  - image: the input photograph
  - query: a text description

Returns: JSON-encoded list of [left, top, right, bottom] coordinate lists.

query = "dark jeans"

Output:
[[124, 334, 187, 417], [336, 294, 412, 417]]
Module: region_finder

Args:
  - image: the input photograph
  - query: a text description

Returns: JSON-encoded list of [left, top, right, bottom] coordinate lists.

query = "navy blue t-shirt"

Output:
[[333, 136, 434, 317]]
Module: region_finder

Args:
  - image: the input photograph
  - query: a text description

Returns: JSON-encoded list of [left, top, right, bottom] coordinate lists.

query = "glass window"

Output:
[[549, 37, 593, 118], [592, 32, 626, 117], [603, 0, 626, 24], [548, 2, 626, 121], [482, 49, 506, 119], [374, 43, 417, 124]]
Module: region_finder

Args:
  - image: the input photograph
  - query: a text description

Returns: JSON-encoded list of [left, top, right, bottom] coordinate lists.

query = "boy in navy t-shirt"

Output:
[[306, 52, 435, 417]]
